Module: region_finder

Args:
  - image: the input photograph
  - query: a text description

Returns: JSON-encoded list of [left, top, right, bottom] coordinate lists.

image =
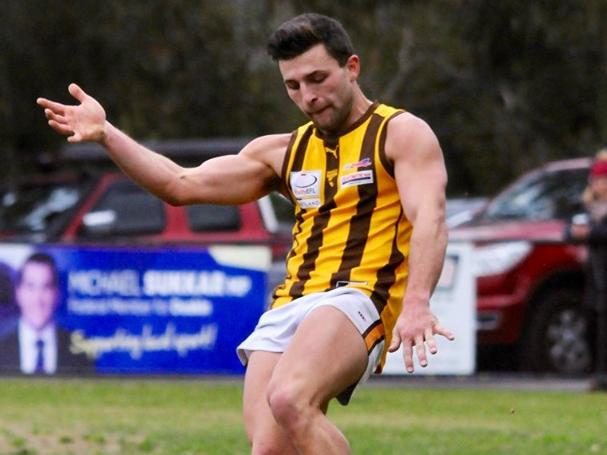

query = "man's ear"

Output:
[[346, 54, 360, 81]]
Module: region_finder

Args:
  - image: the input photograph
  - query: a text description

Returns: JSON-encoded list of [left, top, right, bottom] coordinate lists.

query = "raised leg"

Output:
[[266, 306, 368, 455]]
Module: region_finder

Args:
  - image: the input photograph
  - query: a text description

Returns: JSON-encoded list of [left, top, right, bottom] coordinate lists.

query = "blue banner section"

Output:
[[0, 244, 268, 375]]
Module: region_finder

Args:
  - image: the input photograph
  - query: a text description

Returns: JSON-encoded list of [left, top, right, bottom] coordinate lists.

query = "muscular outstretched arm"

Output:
[[37, 84, 287, 205], [385, 113, 455, 373]]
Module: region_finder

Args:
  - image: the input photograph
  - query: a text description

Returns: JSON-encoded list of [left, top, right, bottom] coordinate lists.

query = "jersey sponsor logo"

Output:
[[291, 171, 321, 197], [340, 170, 374, 188], [343, 157, 372, 170], [290, 171, 322, 208]]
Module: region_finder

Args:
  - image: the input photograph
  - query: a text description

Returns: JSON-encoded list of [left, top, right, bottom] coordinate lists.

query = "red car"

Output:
[[451, 158, 593, 374], [0, 140, 295, 301], [0, 171, 292, 255]]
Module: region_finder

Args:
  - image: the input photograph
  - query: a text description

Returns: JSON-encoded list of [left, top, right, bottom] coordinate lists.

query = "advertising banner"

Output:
[[383, 241, 476, 375], [0, 243, 270, 375]]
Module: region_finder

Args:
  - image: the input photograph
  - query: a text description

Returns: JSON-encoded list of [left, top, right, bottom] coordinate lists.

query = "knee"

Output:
[[266, 381, 310, 432]]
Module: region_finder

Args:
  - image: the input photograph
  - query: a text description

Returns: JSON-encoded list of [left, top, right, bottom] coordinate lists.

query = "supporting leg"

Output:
[[243, 351, 298, 455]]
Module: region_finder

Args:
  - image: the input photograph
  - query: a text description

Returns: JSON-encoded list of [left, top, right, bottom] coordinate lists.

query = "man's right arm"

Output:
[[100, 123, 287, 205], [37, 84, 287, 205]]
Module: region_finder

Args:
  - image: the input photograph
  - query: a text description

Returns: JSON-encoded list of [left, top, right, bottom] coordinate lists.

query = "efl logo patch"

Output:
[[290, 171, 322, 208], [340, 170, 374, 188]]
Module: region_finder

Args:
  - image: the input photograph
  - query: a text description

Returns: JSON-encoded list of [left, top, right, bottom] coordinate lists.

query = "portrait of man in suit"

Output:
[[0, 252, 93, 375]]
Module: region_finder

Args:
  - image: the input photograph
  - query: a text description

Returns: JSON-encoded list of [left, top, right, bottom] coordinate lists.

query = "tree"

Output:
[[1, 0, 605, 195]]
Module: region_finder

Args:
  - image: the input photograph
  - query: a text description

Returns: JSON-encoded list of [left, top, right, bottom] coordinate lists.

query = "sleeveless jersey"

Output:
[[273, 102, 412, 370]]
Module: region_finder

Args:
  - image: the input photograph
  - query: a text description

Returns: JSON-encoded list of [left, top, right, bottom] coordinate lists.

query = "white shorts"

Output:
[[236, 287, 385, 405]]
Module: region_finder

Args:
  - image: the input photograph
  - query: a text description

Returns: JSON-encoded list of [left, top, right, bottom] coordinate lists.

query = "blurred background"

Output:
[[2, 0, 605, 197]]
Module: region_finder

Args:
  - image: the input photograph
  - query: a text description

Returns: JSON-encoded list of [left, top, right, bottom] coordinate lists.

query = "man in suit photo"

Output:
[[0, 252, 92, 375]]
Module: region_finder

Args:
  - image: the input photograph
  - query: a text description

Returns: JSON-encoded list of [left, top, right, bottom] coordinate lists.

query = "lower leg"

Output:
[[243, 352, 298, 455], [268, 391, 351, 455]]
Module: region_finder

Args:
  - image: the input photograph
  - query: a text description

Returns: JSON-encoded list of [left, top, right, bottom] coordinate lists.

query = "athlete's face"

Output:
[[279, 44, 359, 134]]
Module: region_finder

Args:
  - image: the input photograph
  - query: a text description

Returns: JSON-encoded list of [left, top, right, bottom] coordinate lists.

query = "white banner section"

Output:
[[383, 241, 476, 375]]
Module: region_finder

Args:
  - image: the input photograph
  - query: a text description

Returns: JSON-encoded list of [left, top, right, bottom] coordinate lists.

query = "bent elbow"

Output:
[[164, 186, 192, 207], [165, 196, 185, 207], [156, 181, 187, 207], [149, 191, 183, 207]]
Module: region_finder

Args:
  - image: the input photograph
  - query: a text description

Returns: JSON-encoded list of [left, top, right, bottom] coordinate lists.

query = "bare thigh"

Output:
[[270, 305, 368, 407]]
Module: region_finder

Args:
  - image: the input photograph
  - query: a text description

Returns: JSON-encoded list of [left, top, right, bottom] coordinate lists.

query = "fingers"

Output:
[[44, 108, 67, 124], [414, 326, 455, 366], [435, 324, 455, 341], [36, 97, 66, 115], [425, 328, 438, 355], [47, 119, 73, 136], [68, 83, 87, 102], [415, 335, 428, 368], [37, 83, 87, 111], [44, 106, 74, 138], [399, 328, 455, 374], [388, 331, 401, 353], [391, 333, 416, 373], [403, 339, 414, 373], [389, 330, 416, 373], [37, 83, 91, 143]]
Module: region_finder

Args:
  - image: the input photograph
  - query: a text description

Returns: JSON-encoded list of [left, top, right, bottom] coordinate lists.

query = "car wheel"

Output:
[[522, 289, 593, 375]]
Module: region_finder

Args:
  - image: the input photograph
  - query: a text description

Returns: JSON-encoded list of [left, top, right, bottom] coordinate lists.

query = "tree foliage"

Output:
[[1, 0, 605, 195]]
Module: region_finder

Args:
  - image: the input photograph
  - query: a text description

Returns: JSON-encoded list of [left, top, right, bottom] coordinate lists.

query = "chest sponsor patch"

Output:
[[290, 171, 322, 208], [343, 157, 372, 170], [340, 170, 374, 188]]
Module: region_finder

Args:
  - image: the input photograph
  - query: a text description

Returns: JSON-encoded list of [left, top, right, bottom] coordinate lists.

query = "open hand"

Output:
[[37, 83, 107, 143], [388, 304, 455, 373]]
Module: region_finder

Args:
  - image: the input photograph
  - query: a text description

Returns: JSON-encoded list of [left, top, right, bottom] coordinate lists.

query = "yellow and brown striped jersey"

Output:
[[272, 102, 412, 369]]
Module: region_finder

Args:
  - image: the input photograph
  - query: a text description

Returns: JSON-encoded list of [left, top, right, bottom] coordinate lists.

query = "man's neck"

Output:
[[317, 93, 375, 140], [348, 90, 373, 125]]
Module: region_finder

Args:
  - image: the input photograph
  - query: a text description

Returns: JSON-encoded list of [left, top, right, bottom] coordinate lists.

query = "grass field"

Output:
[[1, 377, 606, 455]]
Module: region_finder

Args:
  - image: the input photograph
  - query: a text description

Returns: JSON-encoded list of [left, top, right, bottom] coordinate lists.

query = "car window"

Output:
[[78, 181, 165, 238], [0, 182, 85, 237], [482, 168, 588, 221], [186, 204, 241, 232]]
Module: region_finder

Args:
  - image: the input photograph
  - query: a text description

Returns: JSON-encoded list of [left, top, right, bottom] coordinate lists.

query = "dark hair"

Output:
[[16, 252, 58, 287], [267, 13, 354, 66]]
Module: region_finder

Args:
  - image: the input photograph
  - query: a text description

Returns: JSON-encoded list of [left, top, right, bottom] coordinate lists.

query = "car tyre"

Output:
[[521, 289, 593, 375]]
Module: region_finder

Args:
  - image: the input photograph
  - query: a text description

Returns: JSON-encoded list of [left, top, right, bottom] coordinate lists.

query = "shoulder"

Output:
[[240, 133, 293, 176], [384, 112, 446, 188], [241, 134, 292, 161], [384, 112, 441, 162], [242, 133, 293, 152]]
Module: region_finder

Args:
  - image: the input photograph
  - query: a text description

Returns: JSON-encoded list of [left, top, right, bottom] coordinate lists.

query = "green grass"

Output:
[[0, 377, 606, 454]]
